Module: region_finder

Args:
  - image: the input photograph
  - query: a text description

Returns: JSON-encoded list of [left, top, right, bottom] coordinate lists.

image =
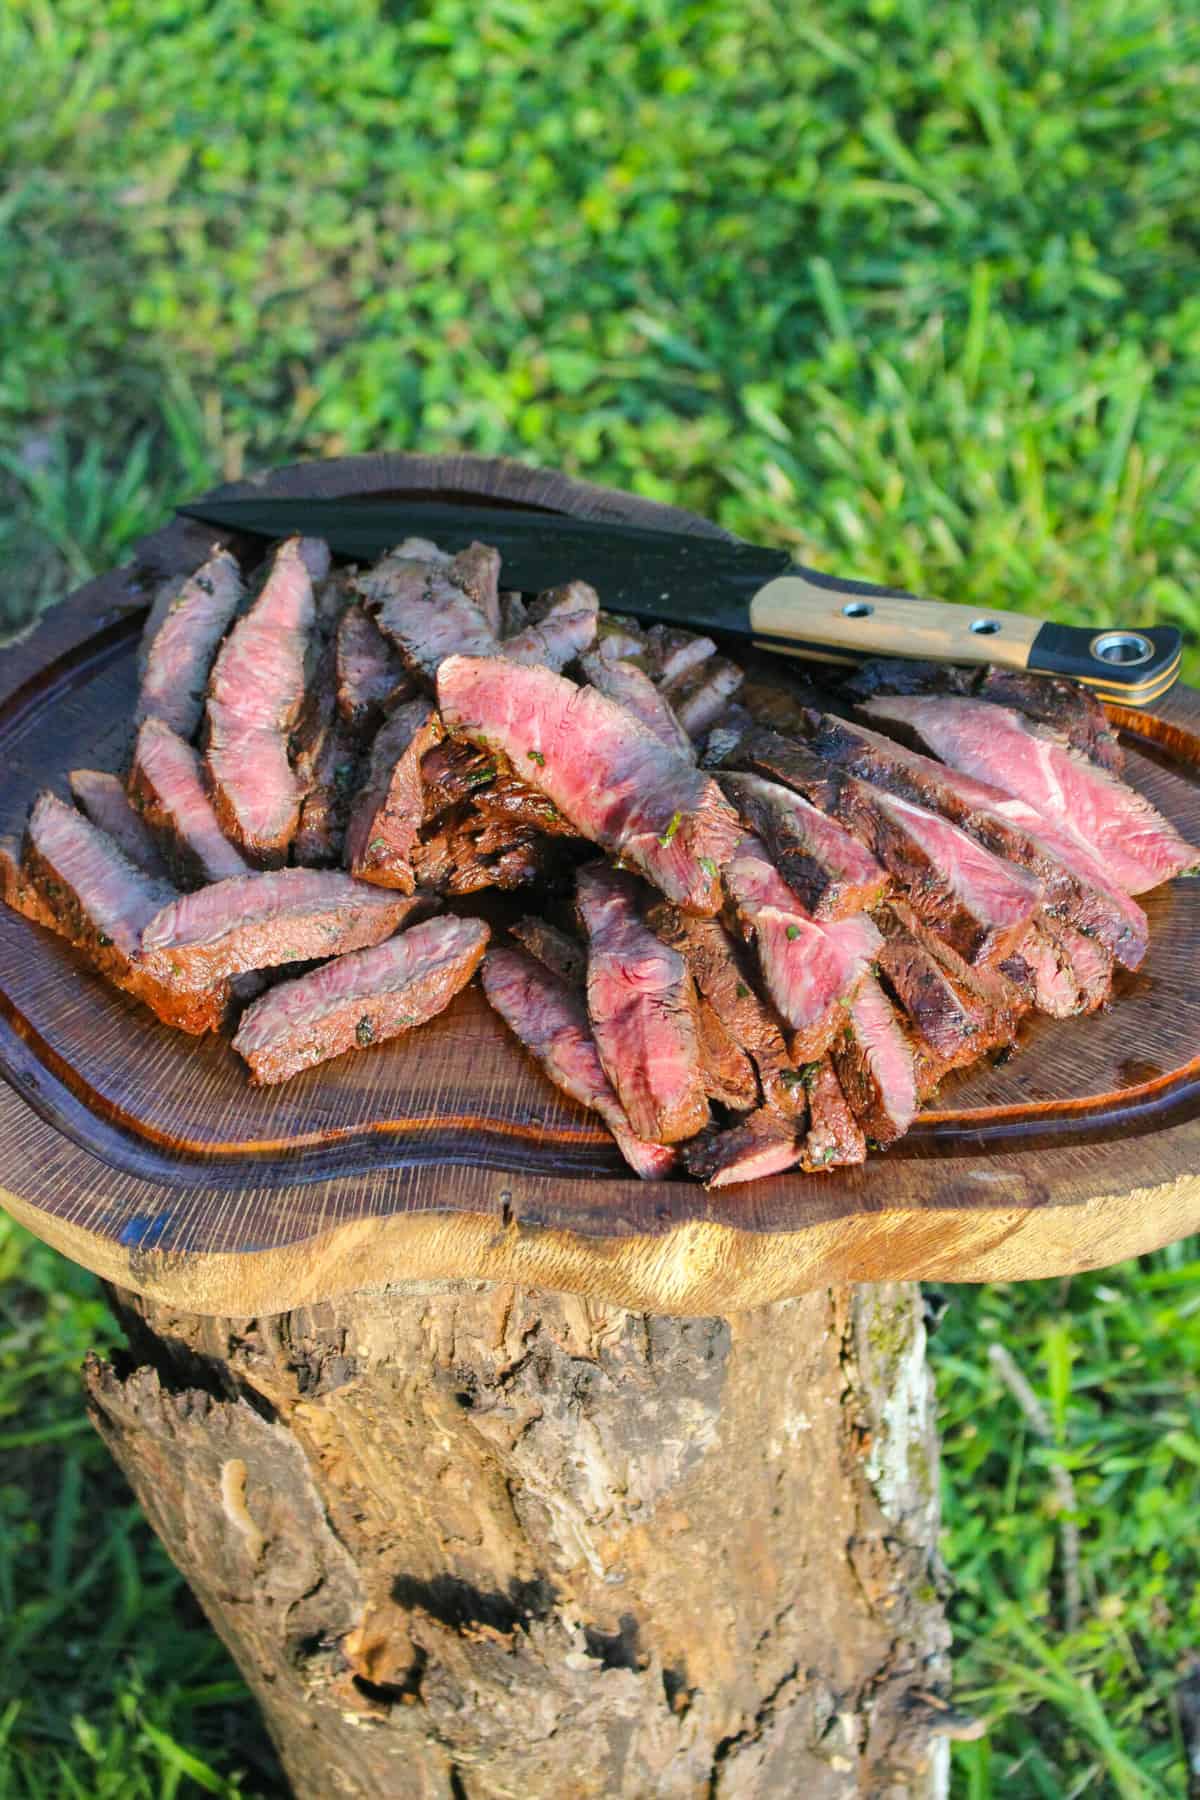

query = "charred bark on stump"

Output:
[[85, 1281, 956, 1798]]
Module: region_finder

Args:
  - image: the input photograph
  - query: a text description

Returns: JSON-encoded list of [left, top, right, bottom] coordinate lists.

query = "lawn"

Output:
[[1, 0, 1198, 1791]]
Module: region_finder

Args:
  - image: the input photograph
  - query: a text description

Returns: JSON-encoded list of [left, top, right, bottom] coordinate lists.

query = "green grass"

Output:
[[1, 0, 1198, 1791]]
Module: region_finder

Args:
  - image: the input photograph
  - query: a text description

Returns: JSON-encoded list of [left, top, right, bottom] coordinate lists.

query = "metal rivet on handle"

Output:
[[970, 619, 1001, 635], [842, 601, 873, 618], [1090, 630, 1155, 668]]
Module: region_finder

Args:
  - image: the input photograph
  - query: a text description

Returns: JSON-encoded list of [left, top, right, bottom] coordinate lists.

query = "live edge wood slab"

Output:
[[1, 453, 1199, 1318]]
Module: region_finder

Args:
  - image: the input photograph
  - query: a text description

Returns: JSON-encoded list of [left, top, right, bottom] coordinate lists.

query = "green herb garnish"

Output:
[[736, 982, 750, 1000], [526, 749, 545, 766], [657, 810, 682, 848], [369, 838, 387, 852], [785, 923, 801, 940], [698, 856, 718, 880]]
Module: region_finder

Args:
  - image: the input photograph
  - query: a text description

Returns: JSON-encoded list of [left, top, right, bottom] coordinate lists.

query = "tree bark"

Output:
[[85, 1281, 961, 1798]]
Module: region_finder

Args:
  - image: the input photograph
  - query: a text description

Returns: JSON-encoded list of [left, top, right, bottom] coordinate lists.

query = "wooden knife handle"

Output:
[[748, 568, 1182, 706]]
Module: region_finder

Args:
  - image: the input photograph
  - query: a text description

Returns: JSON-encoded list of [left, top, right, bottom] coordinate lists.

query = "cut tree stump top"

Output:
[[1, 452, 1198, 1317]]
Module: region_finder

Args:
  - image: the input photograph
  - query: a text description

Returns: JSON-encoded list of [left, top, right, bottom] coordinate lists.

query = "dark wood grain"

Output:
[[1, 453, 1198, 1315]]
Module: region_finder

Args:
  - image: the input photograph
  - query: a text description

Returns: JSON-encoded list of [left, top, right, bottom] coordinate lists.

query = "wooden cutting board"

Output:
[[1, 453, 1198, 1317]]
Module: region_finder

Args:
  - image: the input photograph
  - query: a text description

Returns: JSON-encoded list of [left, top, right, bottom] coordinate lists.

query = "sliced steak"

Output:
[[661, 657, 744, 740], [437, 656, 742, 914], [232, 914, 487, 1085], [646, 905, 806, 1118], [830, 974, 918, 1145], [137, 546, 244, 740], [69, 770, 171, 880], [577, 864, 709, 1144], [736, 674, 826, 738], [448, 543, 502, 635], [802, 1058, 867, 1169], [720, 772, 889, 919], [578, 654, 695, 757], [1017, 924, 1082, 1019], [206, 536, 321, 865], [295, 716, 360, 867], [976, 668, 1123, 773], [806, 713, 1149, 968], [875, 912, 1017, 1092], [359, 550, 501, 681], [481, 946, 677, 1180], [345, 700, 443, 891], [336, 604, 413, 730], [414, 813, 562, 899], [141, 868, 424, 992], [129, 719, 249, 889], [695, 995, 760, 1111], [684, 1108, 804, 1189], [18, 793, 221, 1032], [724, 835, 881, 1060], [1040, 916, 1113, 1014], [644, 625, 716, 686], [840, 659, 973, 703], [593, 613, 651, 664], [836, 780, 1042, 965], [502, 580, 599, 670], [508, 916, 586, 989], [711, 720, 842, 814], [860, 696, 1198, 894], [498, 590, 529, 637], [1, 834, 60, 930]]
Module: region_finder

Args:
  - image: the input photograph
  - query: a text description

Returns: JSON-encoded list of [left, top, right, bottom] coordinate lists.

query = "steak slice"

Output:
[[129, 718, 249, 889], [501, 580, 599, 670], [720, 772, 889, 919], [684, 1108, 805, 1189], [437, 656, 742, 914], [711, 720, 842, 815], [69, 770, 171, 880], [498, 590, 529, 637], [18, 793, 221, 1032], [578, 654, 695, 757], [724, 835, 881, 1060], [481, 947, 677, 1180], [836, 781, 1042, 965], [593, 613, 651, 664], [976, 668, 1123, 774], [577, 864, 709, 1144], [448, 543, 502, 635], [206, 536, 322, 865], [802, 1058, 867, 1169], [346, 700, 444, 891], [295, 713, 360, 868], [830, 974, 918, 1145], [360, 550, 501, 681], [508, 916, 586, 989], [1016, 924, 1082, 1018], [1, 834, 60, 930], [860, 696, 1198, 894], [232, 914, 488, 1086], [646, 905, 807, 1118], [336, 604, 413, 730], [804, 714, 1149, 969], [1039, 916, 1112, 1014], [875, 911, 1017, 1093], [644, 625, 715, 686], [141, 868, 424, 994], [137, 546, 244, 740], [840, 659, 974, 703], [661, 657, 744, 740], [695, 995, 759, 1111]]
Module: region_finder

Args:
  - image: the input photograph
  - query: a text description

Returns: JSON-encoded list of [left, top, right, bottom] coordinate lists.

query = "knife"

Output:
[[178, 496, 1182, 706]]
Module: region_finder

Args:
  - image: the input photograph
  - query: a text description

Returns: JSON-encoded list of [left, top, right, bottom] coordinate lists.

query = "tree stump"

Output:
[[87, 1278, 956, 1798]]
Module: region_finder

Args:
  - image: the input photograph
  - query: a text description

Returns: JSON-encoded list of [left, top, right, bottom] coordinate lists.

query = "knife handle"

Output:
[[748, 567, 1182, 706]]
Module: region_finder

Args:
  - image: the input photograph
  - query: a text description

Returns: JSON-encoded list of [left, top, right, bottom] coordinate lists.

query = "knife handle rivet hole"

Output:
[[970, 619, 1001, 635], [1091, 630, 1154, 667], [842, 601, 873, 618]]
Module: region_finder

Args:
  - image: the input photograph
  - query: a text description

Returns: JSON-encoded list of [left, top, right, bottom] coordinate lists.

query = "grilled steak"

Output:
[[1017, 924, 1083, 1018], [137, 546, 244, 740], [720, 772, 889, 919], [1039, 916, 1112, 1014], [437, 656, 742, 914], [830, 973, 918, 1145], [799, 714, 1148, 968], [695, 995, 760, 1111], [69, 770, 171, 880], [508, 916, 586, 988], [501, 580, 599, 670], [802, 1058, 867, 1169], [736, 674, 826, 738], [593, 613, 651, 663], [711, 720, 842, 814], [661, 657, 744, 740], [875, 912, 1017, 1092], [578, 654, 695, 757], [346, 700, 443, 890], [481, 946, 677, 1180], [684, 1108, 804, 1189], [17, 793, 224, 1031], [975, 669, 1123, 773], [295, 716, 359, 867], [141, 869, 423, 995], [577, 864, 709, 1144], [860, 696, 1198, 894], [206, 536, 323, 864], [336, 604, 413, 730], [449, 543, 502, 635], [360, 550, 501, 680], [724, 835, 881, 1059], [129, 718, 249, 889], [644, 624, 715, 686], [233, 914, 487, 1085], [1, 834, 60, 930], [840, 659, 973, 703], [498, 590, 529, 637], [646, 905, 807, 1118]]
